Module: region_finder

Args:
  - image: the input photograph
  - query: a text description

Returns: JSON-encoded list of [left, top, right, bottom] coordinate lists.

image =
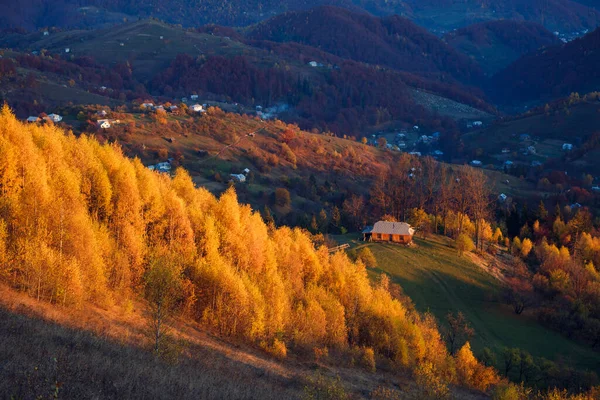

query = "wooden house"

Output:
[[362, 221, 415, 244]]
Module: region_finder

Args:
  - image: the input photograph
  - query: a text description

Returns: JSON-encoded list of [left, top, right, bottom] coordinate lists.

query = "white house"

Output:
[[48, 113, 62, 122], [43, 31, 49, 36], [408, 151, 422, 156], [190, 94, 199, 100], [65, 48, 70, 53], [97, 110, 107, 117], [471, 160, 482, 167], [308, 61, 322, 67], [97, 119, 111, 129], [413, 125, 419, 131], [473, 121, 483, 127], [433, 150, 444, 156], [191, 104, 204, 112], [230, 174, 246, 183], [498, 193, 507, 202], [156, 162, 172, 172], [562, 143, 573, 151], [243, 168, 250, 174], [27, 116, 40, 123], [141, 102, 154, 109], [592, 186, 600, 192]]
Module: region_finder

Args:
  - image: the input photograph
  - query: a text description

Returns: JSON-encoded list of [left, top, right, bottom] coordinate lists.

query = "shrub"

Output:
[[456, 234, 475, 256], [356, 247, 377, 268], [303, 374, 348, 400]]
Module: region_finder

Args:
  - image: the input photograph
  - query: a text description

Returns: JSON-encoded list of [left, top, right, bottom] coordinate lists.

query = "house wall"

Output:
[[371, 233, 412, 243]]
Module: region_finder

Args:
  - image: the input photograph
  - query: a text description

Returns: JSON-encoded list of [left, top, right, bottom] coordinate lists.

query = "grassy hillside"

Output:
[[343, 235, 600, 372], [461, 100, 600, 175]]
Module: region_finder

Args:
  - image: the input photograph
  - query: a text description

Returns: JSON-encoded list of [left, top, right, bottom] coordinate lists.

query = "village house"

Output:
[[562, 143, 573, 151], [473, 121, 483, 127], [498, 193, 508, 202], [230, 174, 246, 183], [362, 221, 415, 244], [471, 160, 482, 167], [97, 110, 107, 117], [47, 113, 62, 122], [97, 119, 111, 129], [27, 116, 40, 123], [190, 95, 199, 100], [141, 102, 154, 109], [191, 104, 205, 112]]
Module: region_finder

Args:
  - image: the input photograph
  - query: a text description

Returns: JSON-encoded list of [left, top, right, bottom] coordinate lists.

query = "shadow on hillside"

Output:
[[0, 307, 300, 400]]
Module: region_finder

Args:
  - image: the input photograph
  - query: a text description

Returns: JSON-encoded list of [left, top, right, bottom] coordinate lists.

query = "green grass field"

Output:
[[336, 234, 600, 372]]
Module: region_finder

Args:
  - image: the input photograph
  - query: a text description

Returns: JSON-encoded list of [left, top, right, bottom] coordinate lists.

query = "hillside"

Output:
[[490, 27, 600, 105], [246, 6, 485, 85], [444, 20, 562, 76], [343, 236, 600, 373], [0, 104, 511, 398], [0, 19, 496, 137], [403, 0, 600, 32], [1, 0, 598, 34], [461, 98, 600, 176]]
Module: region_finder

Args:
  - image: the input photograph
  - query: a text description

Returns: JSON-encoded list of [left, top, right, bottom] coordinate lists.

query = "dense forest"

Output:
[[246, 6, 485, 85], [444, 20, 562, 75], [490, 27, 600, 103]]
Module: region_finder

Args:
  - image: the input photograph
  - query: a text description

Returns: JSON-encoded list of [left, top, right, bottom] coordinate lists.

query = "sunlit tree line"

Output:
[[0, 106, 501, 392]]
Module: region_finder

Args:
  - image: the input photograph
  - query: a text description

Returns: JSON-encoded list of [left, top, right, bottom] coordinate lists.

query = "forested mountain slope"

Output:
[[445, 20, 562, 75], [246, 6, 484, 84], [490, 27, 600, 104]]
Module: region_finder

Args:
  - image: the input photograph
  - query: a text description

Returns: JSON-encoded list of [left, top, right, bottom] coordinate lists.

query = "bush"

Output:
[[492, 383, 530, 400], [360, 347, 376, 373], [264, 338, 287, 360], [303, 374, 348, 400], [274, 188, 291, 208], [356, 247, 377, 268], [456, 234, 475, 256]]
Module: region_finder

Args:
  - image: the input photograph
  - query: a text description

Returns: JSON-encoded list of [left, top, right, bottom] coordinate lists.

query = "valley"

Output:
[[2, 3, 600, 399]]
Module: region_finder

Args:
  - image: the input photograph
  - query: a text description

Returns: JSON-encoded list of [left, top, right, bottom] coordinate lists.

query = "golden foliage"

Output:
[[0, 106, 464, 380]]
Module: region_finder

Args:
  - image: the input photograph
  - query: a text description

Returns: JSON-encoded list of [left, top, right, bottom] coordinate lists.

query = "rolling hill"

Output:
[[402, 0, 600, 32], [1, 0, 598, 34], [444, 20, 562, 76], [0, 19, 496, 137], [245, 6, 485, 85], [489, 27, 600, 105]]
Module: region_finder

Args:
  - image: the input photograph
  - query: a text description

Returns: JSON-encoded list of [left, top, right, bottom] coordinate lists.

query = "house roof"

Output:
[[368, 221, 415, 236]]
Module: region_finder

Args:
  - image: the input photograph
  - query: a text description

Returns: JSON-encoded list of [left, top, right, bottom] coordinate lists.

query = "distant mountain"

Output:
[[444, 20, 562, 75], [489, 27, 600, 104], [1, 0, 598, 34], [246, 6, 485, 85], [404, 0, 600, 32]]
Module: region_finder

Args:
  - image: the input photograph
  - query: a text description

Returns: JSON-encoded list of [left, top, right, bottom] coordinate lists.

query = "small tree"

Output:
[[456, 234, 475, 256], [274, 187, 291, 208], [445, 312, 474, 355], [356, 247, 377, 268], [145, 252, 182, 357]]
